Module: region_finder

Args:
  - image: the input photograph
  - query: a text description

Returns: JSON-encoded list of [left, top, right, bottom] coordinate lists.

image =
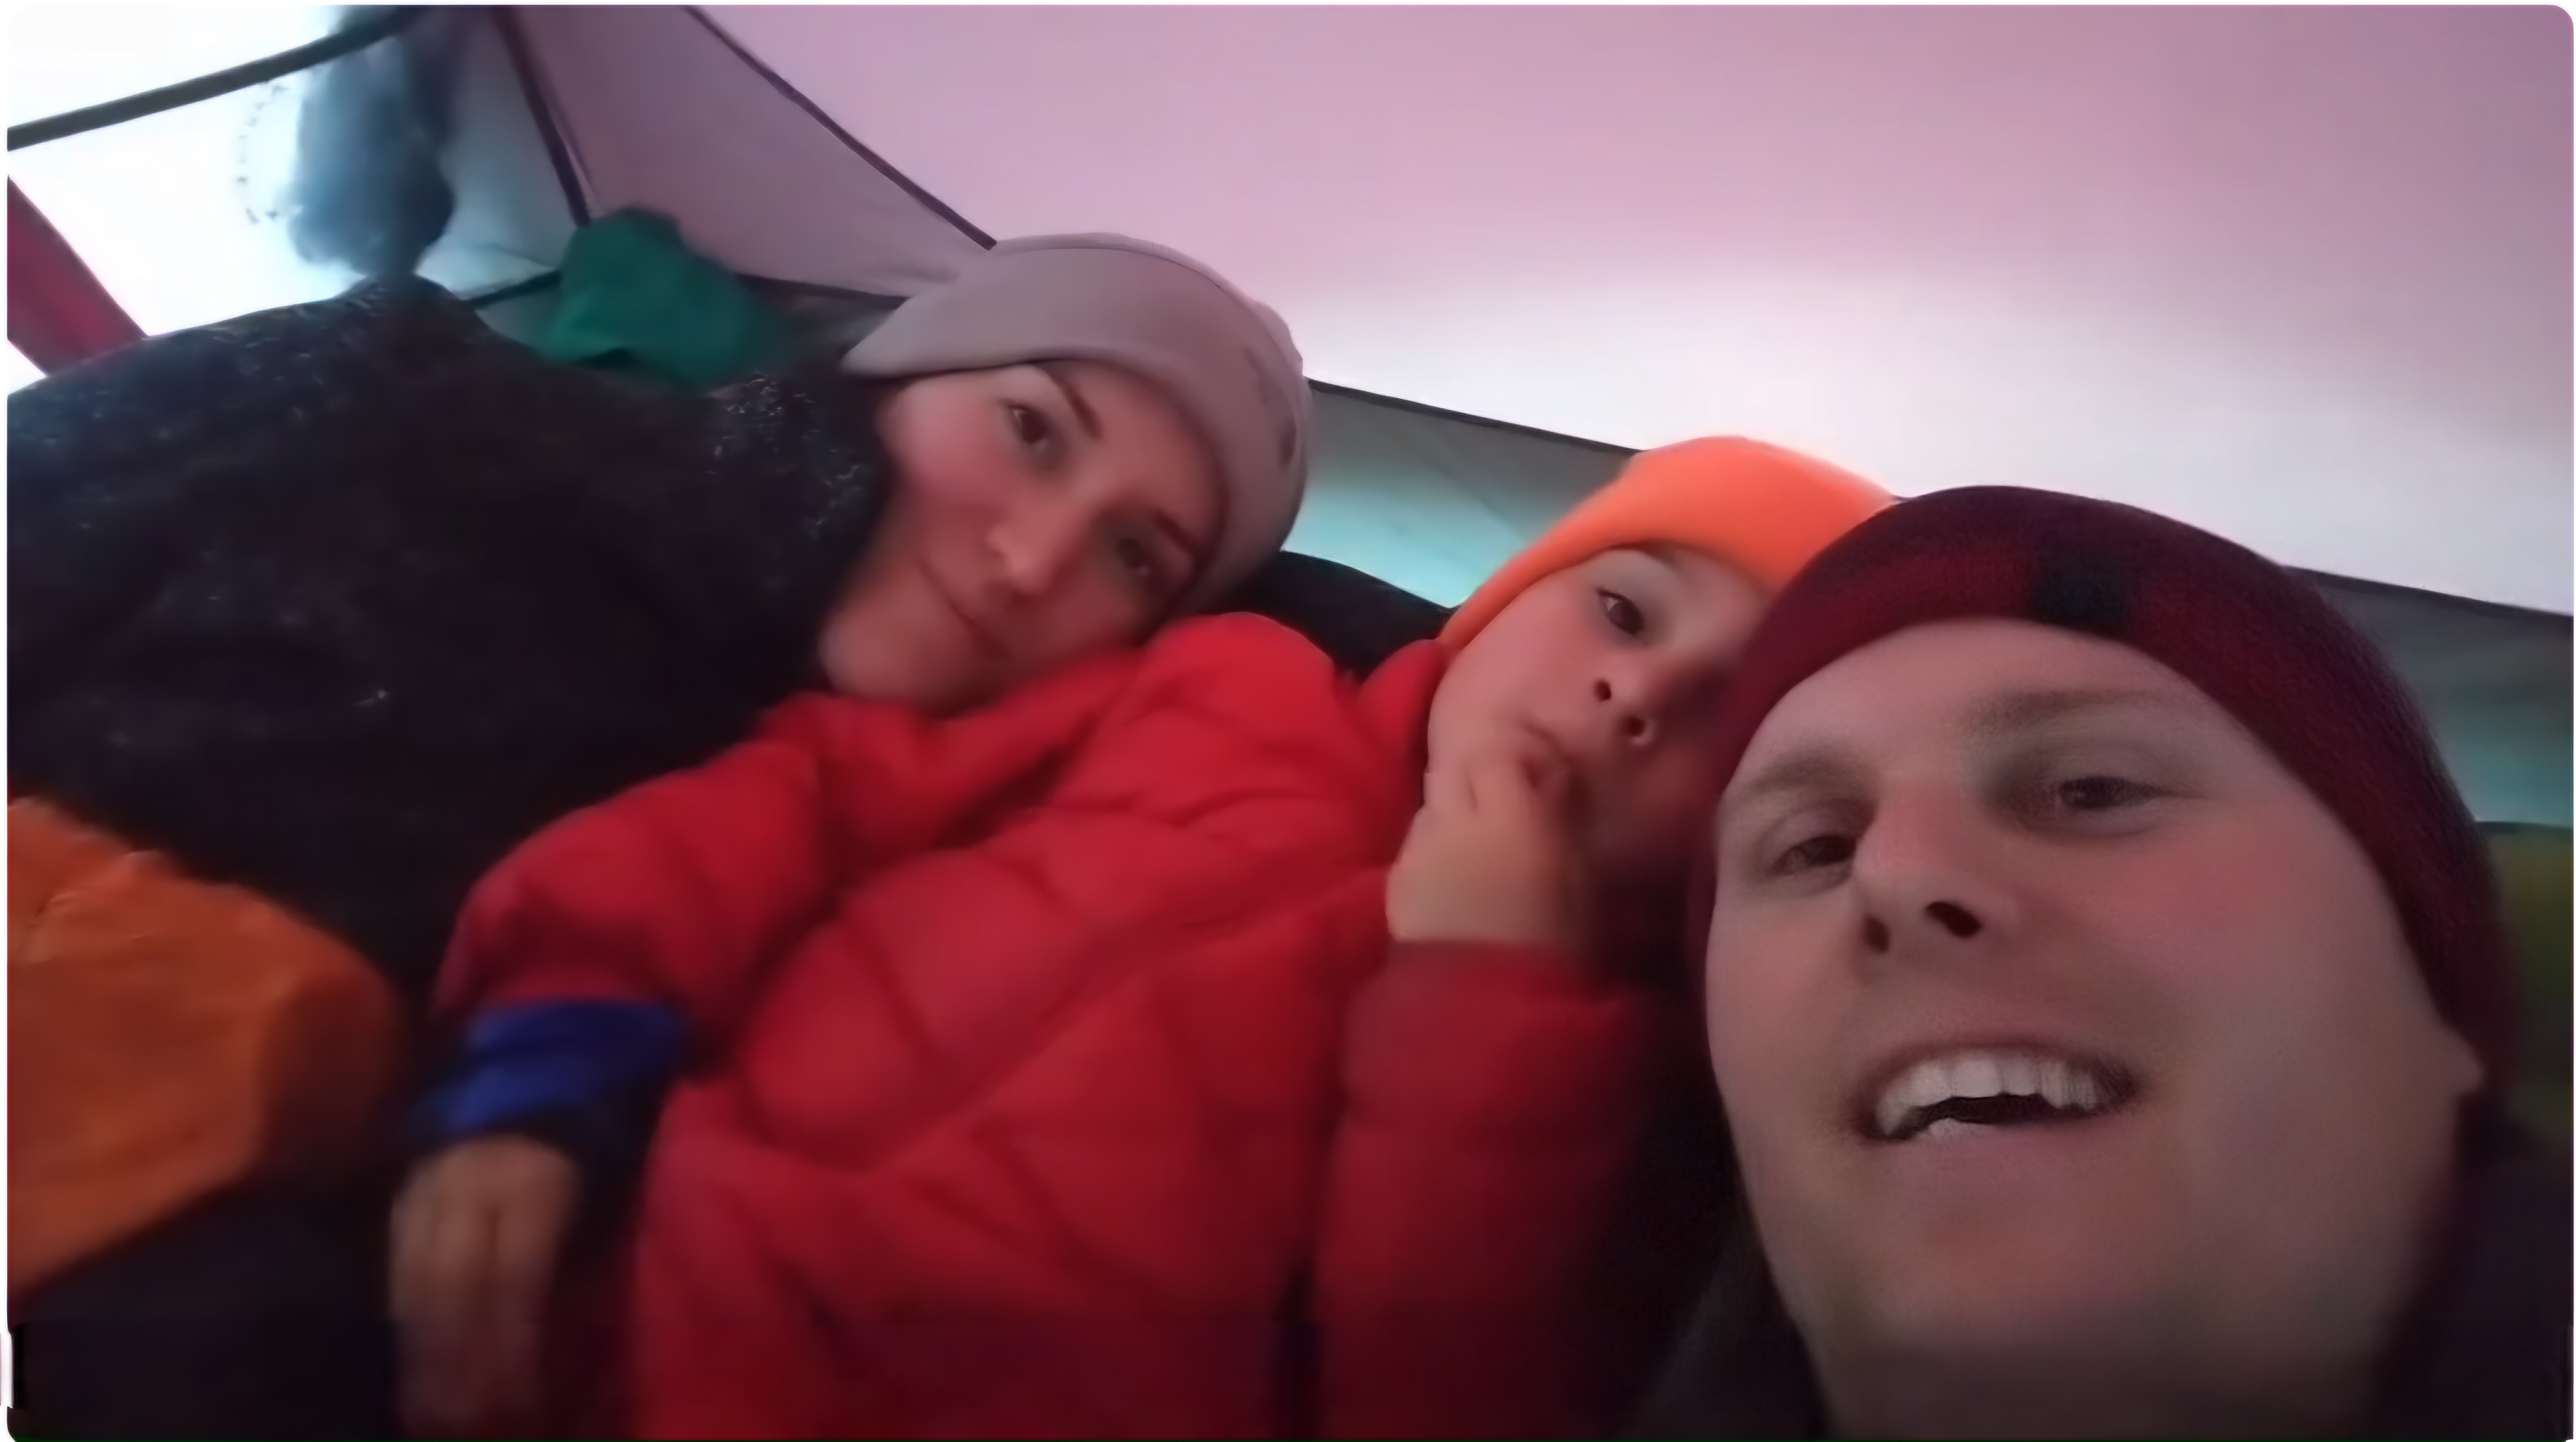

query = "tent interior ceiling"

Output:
[[518, 4, 2572, 822], [704, 4, 2574, 616], [515, 5, 985, 298], [7, 4, 2569, 827]]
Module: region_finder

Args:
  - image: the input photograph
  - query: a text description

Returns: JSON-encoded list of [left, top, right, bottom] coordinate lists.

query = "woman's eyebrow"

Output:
[[1031, 362, 1210, 578], [1150, 511, 1208, 574], [1037, 363, 1104, 440]]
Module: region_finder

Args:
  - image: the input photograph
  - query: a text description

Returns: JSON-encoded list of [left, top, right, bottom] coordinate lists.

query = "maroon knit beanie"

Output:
[[1686, 486, 2517, 1095]]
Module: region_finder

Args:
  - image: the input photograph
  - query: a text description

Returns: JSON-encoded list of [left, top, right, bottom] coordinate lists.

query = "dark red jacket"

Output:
[[436, 614, 1671, 1438]]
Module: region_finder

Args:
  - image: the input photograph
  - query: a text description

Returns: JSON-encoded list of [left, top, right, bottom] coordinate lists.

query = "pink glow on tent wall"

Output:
[[709, 5, 2567, 611]]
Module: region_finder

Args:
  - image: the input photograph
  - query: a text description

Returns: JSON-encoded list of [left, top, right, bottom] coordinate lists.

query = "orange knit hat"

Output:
[[1437, 436, 1896, 651]]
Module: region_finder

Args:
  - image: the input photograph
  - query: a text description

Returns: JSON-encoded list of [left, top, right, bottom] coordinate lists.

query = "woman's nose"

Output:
[[987, 499, 1086, 600]]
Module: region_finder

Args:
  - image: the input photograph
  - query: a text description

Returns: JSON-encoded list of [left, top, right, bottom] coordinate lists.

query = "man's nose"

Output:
[[1850, 786, 2023, 958]]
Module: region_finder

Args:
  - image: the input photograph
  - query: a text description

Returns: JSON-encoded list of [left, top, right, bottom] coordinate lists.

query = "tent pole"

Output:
[[7, 7, 431, 151]]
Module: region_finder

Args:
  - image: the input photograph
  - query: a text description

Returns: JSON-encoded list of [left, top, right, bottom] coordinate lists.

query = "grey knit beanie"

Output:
[[843, 234, 1310, 613]]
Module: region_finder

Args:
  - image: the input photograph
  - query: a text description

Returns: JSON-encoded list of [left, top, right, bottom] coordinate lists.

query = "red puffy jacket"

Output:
[[438, 614, 1672, 1438]]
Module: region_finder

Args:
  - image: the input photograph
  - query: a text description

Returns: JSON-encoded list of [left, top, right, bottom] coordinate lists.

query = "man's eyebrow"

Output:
[[1719, 748, 1865, 824], [1962, 686, 2186, 739], [1038, 362, 1103, 440], [1718, 688, 2194, 827]]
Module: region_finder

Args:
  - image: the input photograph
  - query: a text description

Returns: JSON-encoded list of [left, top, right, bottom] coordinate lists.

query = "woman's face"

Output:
[[1703, 618, 2479, 1419], [819, 360, 1223, 715]]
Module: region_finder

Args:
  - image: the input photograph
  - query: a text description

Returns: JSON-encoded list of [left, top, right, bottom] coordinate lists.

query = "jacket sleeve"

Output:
[[1315, 940, 1677, 1439], [416, 656, 1134, 1161]]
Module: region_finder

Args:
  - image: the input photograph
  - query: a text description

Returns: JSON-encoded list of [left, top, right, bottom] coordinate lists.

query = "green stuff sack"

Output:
[[540, 209, 797, 391]]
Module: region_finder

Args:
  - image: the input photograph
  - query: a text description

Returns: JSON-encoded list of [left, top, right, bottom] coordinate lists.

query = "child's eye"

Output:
[[1598, 588, 1646, 636]]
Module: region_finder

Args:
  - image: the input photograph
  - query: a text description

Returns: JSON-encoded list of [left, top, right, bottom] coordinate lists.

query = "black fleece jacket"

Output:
[[1629, 1113, 2572, 1440]]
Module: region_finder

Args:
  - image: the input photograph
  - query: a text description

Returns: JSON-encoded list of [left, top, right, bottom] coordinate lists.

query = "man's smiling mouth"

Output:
[[1860, 1047, 2141, 1143]]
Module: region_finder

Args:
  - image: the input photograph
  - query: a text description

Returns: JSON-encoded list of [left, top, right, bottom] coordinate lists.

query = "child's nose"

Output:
[[1592, 674, 1659, 749]]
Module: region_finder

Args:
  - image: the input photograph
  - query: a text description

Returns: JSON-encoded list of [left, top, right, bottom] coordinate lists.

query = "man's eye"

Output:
[[1774, 832, 1856, 875], [2054, 774, 2159, 813], [1599, 589, 1645, 636]]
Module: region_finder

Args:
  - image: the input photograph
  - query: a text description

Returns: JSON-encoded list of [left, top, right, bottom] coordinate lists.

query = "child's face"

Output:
[[1429, 545, 1767, 898], [818, 361, 1223, 715]]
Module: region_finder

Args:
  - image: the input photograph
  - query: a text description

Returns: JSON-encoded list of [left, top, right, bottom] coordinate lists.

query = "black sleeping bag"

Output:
[[10, 272, 892, 1013]]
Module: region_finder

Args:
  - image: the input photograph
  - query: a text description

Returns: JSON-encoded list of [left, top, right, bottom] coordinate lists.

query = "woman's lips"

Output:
[[917, 561, 1005, 659]]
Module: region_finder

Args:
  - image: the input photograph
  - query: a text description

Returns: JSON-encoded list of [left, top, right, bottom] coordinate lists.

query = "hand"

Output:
[[390, 1134, 581, 1438], [1388, 742, 1590, 950]]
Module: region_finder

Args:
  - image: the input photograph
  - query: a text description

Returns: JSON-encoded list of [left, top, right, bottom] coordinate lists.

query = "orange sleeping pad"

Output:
[[8, 799, 406, 1296]]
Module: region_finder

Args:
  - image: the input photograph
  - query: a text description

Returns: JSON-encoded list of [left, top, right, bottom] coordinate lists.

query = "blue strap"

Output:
[[413, 1001, 688, 1170]]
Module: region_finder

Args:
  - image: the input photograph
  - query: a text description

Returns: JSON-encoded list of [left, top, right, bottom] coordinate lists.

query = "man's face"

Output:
[[1704, 618, 2479, 1401], [1429, 545, 1765, 898], [817, 360, 1223, 716]]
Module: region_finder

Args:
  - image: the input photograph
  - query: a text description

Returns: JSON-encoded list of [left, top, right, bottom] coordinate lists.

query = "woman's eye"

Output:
[[1599, 589, 1646, 636], [1109, 531, 1164, 593], [1774, 832, 1856, 876], [1006, 401, 1053, 451]]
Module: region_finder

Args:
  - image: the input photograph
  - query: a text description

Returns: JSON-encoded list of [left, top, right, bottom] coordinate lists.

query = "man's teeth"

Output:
[[1872, 1049, 2118, 1140]]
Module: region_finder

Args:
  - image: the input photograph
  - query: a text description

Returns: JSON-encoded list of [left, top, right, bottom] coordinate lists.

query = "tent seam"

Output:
[[680, 6, 996, 251], [494, 7, 594, 230]]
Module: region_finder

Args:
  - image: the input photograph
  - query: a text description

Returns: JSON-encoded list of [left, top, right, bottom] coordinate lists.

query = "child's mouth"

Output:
[[1514, 722, 1594, 820], [1517, 722, 1579, 777]]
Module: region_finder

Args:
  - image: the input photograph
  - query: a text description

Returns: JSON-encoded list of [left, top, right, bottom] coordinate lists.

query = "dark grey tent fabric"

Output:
[[1292, 387, 1630, 606], [2313, 579, 2571, 827]]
